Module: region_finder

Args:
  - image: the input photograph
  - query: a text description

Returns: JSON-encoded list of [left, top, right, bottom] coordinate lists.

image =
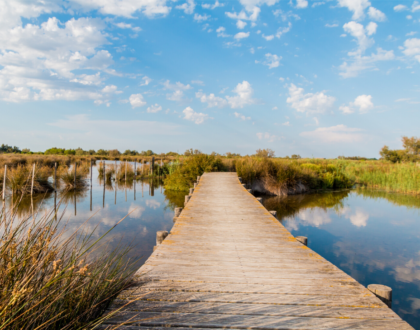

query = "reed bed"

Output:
[[343, 162, 420, 194], [115, 163, 135, 182], [235, 157, 354, 191], [60, 168, 88, 191], [0, 202, 135, 330], [6, 164, 54, 194]]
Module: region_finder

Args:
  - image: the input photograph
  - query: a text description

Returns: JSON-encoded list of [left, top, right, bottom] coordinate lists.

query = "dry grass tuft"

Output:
[[0, 203, 135, 330]]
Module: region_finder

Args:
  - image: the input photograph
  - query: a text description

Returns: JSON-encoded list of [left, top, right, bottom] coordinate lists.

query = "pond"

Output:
[[1, 161, 185, 270], [2, 163, 420, 329], [263, 189, 420, 329]]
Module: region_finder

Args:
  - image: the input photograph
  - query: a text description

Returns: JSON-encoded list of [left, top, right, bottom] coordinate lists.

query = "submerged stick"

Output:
[[74, 163, 77, 187], [2, 165, 6, 200], [54, 162, 57, 190], [31, 163, 35, 196]]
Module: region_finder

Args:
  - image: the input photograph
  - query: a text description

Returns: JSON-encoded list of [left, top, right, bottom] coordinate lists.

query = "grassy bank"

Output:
[[343, 162, 420, 194], [0, 202, 135, 329]]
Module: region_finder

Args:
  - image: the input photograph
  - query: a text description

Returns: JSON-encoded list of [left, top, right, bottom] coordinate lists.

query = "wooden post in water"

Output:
[[134, 161, 136, 200], [125, 160, 127, 183], [269, 210, 277, 217], [103, 162, 105, 187], [151, 157, 155, 176], [296, 236, 308, 246], [90, 160, 93, 186], [2, 165, 6, 201], [184, 195, 191, 206], [90, 186, 92, 211], [73, 163, 77, 188], [54, 191, 57, 218], [173, 207, 183, 223], [103, 177, 105, 208], [368, 284, 392, 307], [194, 182, 197, 188], [189, 188, 194, 195], [115, 160, 117, 180], [156, 231, 168, 245], [31, 163, 35, 196], [54, 162, 57, 191]]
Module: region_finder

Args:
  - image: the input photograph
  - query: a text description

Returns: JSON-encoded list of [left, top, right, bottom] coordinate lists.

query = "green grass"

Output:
[[343, 162, 420, 194]]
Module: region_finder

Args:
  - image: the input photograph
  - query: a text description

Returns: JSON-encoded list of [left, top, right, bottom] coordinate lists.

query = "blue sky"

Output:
[[0, 0, 419, 157]]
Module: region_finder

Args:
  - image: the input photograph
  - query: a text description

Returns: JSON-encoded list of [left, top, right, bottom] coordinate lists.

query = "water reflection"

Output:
[[263, 189, 420, 329], [1, 163, 184, 272]]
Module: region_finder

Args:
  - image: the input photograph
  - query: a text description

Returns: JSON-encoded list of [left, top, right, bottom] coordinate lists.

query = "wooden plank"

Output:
[[103, 312, 413, 329], [103, 172, 413, 329], [109, 300, 399, 319]]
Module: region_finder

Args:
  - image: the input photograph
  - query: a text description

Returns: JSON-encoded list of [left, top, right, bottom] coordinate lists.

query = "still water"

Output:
[[2, 163, 420, 329], [264, 189, 420, 329]]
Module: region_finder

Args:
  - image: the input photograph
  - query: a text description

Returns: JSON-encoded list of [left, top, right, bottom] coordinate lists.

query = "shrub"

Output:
[[164, 154, 224, 191]]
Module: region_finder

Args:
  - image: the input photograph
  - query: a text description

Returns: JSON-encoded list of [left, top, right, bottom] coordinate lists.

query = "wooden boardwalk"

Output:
[[104, 172, 413, 329]]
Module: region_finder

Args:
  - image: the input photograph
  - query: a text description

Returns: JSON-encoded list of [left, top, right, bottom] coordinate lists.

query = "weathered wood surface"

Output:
[[104, 173, 413, 329]]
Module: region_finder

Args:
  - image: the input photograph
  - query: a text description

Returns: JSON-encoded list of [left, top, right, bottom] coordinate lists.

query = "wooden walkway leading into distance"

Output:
[[104, 172, 413, 329]]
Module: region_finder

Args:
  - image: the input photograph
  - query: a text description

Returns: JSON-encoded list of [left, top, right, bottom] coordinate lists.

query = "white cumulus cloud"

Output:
[[234, 31, 250, 39], [286, 84, 335, 115], [338, 0, 371, 20], [163, 80, 192, 101], [183, 106, 209, 124], [226, 81, 256, 108], [368, 7, 386, 21], [196, 91, 228, 108], [236, 20, 247, 29], [176, 0, 195, 14], [394, 4, 408, 11], [256, 132, 280, 142], [403, 38, 420, 62], [147, 103, 162, 113], [296, 0, 308, 8], [263, 53, 281, 68], [339, 94, 374, 114], [129, 93, 146, 108]]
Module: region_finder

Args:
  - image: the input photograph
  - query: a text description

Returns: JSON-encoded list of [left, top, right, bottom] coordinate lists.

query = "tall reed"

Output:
[[0, 202, 135, 330]]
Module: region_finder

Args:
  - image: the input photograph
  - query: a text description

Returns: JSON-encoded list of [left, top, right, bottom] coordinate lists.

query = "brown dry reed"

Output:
[[0, 201, 135, 330]]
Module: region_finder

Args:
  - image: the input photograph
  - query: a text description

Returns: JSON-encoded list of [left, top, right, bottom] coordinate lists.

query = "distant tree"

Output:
[[75, 148, 86, 156], [255, 149, 275, 158], [108, 149, 121, 157], [380, 136, 420, 163], [184, 149, 202, 156], [0, 144, 21, 154], [291, 154, 301, 159], [166, 151, 178, 156], [145, 150, 154, 156], [64, 149, 76, 155], [88, 149, 96, 155], [402, 136, 420, 156], [21, 148, 31, 154], [96, 149, 108, 156], [45, 147, 65, 155]]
